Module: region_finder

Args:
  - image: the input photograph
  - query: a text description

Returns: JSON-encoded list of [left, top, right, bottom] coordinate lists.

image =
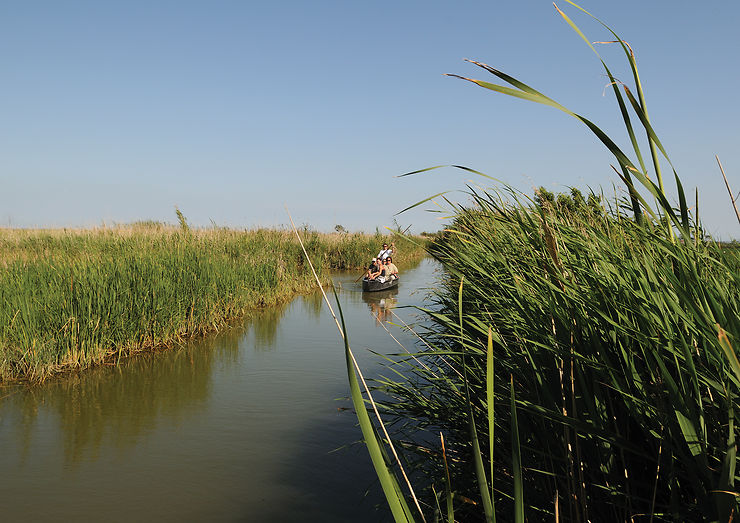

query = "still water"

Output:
[[0, 259, 440, 522]]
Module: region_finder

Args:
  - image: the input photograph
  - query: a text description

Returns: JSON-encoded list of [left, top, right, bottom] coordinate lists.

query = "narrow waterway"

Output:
[[0, 258, 440, 522]]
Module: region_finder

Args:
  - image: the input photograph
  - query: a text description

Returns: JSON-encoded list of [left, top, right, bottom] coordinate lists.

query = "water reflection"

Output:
[[0, 298, 314, 473], [0, 258, 440, 522], [240, 293, 323, 352], [362, 287, 399, 326], [3, 331, 240, 467], [245, 300, 290, 351], [299, 290, 324, 320]]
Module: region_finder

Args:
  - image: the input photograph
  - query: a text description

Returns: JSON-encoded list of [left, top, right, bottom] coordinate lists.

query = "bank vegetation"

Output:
[[345, 2, 740, 521], [0, 224, 425, 382]]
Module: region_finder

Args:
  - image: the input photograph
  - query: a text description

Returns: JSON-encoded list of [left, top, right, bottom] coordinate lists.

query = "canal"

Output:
[[0, 258, 440, 522]]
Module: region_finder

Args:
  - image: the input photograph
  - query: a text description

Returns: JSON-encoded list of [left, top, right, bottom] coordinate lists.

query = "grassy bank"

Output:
[[381, 191, 739, 520], [0, 224, 425, 382], [344, 3, 740, 522]]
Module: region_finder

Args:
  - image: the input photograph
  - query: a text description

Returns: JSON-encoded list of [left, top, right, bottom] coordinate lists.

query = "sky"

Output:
[[2, 1, 739, 239]]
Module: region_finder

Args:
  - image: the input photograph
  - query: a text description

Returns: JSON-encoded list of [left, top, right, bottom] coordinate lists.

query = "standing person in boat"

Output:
[[385, 256, 399, 280], [366, 258, 381, 280], [377, 242, 394, 261]]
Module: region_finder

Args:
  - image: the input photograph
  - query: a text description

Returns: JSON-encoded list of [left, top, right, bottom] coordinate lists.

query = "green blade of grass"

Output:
[[718, 388, 736, 522], [457, 278, 495, 521], [561, 0, 667, 199], [338, 294, 416, 523], [718, 326, 740, 383], [395, 192, 450, 216], [487, 327, 496, 521], [450, 64, 652, 201], [553, 3, 649, 177], [440, 432, 455, 523], [510, 376, 524, 523]]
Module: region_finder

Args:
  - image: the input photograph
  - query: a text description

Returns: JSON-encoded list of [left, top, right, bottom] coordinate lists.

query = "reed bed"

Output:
[[376, 192, 739, 520], [0, 224, 425, 382], [343, 2, 740, 521]]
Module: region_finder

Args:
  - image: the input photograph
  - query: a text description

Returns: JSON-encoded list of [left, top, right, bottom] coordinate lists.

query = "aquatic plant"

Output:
[[347, 2, 740, 521], [0, 225, 426, 381]]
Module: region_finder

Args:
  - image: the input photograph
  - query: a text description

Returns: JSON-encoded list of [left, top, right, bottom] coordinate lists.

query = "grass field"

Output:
[[0, 224, 425, 382]]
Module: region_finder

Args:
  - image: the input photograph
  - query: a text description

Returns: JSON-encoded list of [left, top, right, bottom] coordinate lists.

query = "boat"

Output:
[[362, 277, 399, 292], [361, 285, 399, 304]]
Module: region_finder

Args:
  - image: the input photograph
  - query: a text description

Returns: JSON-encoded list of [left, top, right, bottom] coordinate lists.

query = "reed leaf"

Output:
[[487, 327, 496, 521], [458, 277, 495, 521], [559, 0, 666, 196], [339, 297, 416, 523], [510, 376, 524, 523]]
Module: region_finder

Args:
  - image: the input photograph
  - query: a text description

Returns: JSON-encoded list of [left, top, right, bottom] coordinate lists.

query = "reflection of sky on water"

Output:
[[0, 258, 440, 522]]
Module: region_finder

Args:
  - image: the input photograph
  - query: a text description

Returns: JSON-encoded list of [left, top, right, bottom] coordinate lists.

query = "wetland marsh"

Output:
[[0, 258, 439, 522], [0, 225, 426, 381]]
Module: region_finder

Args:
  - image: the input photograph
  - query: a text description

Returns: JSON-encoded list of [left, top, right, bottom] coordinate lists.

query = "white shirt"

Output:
[[377, 248, 392, 260]]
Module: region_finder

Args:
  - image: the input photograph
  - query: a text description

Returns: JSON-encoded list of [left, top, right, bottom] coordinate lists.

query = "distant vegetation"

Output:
[[0, 224, 426, 382]]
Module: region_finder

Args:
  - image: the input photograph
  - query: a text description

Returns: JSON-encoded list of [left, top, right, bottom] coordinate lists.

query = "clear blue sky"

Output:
[[2, 1, 738, 238]]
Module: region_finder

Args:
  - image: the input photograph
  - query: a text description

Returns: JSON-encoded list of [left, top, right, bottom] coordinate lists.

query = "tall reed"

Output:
[[387, 191, 739, 520], [345, 2, 740, 521], [0, 224, 426, 382]]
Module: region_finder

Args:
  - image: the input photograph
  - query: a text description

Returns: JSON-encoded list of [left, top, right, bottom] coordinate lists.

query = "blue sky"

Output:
[[2, 1, 739, 238]]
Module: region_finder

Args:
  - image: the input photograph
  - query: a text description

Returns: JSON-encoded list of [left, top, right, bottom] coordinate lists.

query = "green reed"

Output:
[[344, 2, 740, 521], [0, 225, 426, 382], [357, 194, 739, 521], [387, 192, 737, 520]]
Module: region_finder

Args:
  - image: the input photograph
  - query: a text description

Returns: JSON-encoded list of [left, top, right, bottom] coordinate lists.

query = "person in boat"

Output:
[[385, 256, 399, 280], [366, 258, 382, 280], [377, 242, 394, 261], [376, 257, 391, 283]]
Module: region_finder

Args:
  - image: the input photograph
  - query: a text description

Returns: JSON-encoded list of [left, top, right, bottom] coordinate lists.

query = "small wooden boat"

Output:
[[362, 277, 399, 292], [361, 285, 399, 304]]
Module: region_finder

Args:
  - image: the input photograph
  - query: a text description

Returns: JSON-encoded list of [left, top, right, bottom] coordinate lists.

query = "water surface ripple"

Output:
[[0, 259, 440, 522]]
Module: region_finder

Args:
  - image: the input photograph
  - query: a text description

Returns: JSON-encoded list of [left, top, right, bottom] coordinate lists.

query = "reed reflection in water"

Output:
[[0, 258, 439, 522]]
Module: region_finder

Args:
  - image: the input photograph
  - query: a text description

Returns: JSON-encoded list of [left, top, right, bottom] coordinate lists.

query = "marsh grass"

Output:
[[381, 191, 739, 520], [344, 2, 740, 521], [0, 225, 426, 382]]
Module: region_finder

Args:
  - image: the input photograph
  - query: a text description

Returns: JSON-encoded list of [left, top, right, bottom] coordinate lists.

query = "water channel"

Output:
[[0, 258, 440, 522]]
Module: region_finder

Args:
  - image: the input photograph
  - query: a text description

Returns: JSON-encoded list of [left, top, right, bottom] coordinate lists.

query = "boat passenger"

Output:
[[376, 258, 390, 283], [377, 242, 394, 261], [367, 258, 381, 280], [385, 257, 399, 280]]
